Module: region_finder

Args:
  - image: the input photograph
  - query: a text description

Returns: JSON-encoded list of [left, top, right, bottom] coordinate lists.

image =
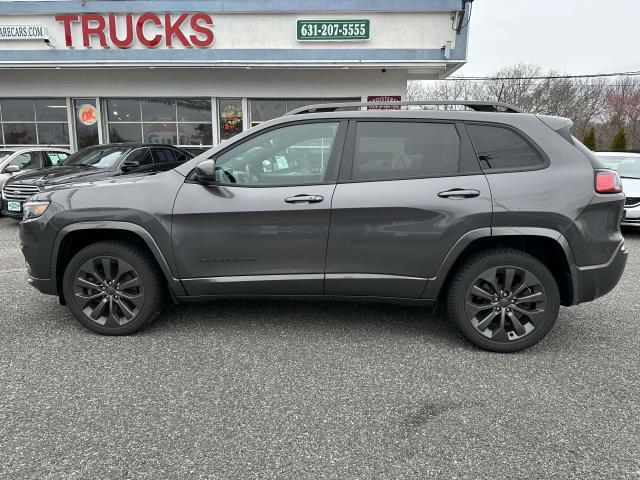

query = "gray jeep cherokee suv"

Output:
[[19, 101, 627, 352]]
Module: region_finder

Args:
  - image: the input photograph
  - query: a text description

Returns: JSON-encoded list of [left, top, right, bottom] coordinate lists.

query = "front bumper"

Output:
[[0, 200, 24, 220], [572, 240, 628, 304], [26, 275, 57, 295]]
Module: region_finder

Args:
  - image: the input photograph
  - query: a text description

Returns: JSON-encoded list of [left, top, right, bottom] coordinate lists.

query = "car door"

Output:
[[325, 119, 492, 298], [172, 120, 347, 296]]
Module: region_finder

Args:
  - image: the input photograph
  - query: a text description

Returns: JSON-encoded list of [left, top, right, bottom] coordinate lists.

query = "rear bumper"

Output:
[[572, 240, 628, 305]]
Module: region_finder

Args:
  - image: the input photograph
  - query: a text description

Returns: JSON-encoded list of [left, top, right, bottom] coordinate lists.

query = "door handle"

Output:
[[437, 189, 481, 199], [284, 194, 324, 204]]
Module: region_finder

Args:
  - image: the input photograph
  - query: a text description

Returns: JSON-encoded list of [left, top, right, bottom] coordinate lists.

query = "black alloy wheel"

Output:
[[447, 248, 560, 352], [63, 241, 163, 335], [465, 266, 547, 342], [72, 256, 143, 327]]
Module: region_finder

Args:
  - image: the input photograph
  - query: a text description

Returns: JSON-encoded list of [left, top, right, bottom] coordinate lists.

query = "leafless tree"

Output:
[[408, 63, 638, 149]]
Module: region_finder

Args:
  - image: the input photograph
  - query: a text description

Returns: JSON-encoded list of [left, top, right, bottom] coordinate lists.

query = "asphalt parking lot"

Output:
[[0, 217, 639, 480]]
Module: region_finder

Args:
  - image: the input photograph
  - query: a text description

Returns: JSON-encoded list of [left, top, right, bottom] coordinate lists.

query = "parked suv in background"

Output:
[[2, 143, 193, 219], [0, 147, 70, 215], [595, 151, 640, 227], [18, 101, 627, 352]]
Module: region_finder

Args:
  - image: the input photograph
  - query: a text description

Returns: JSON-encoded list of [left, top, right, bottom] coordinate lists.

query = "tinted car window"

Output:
[[152, 147, 176, 163], [126, 148, 154, 166], [467, 124, 543, 171], [171, 148, 192, 164], [45, 151, 69, 166], [353, 122, 460, 181]]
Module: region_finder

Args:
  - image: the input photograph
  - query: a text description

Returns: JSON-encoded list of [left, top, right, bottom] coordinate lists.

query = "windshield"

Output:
[[0, 150, 16, 162], [61, 146, 129, 168], [596, 154, 640, 178]]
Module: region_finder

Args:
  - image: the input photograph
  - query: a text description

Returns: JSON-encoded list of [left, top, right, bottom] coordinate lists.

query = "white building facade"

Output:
[[0, 0, 471, 151]]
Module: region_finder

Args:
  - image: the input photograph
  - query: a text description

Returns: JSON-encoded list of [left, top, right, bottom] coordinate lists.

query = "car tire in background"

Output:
[[62, 240, 164, 335]]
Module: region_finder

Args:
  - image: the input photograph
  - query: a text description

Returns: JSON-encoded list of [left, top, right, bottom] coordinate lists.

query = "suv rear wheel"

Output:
[[62, 240, 164, 335], [447, 248, 560, 352]]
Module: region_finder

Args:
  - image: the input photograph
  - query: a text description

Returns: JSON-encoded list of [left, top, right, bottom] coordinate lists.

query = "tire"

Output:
[[62, 240, 164, 335], [447, 248, 560, 353]]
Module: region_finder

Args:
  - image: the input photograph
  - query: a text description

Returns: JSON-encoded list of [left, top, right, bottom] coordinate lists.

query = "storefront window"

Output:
[[0, 98, 70, 147], [106, 98, 213, 146], [73, 99, 100, 150], [218, 99, 243, 141], [248, 98, 360, 126]]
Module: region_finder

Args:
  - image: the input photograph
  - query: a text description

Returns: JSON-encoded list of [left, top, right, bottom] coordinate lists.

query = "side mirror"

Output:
[[5, 165, 20, 173], [194, 159, 217, 183], [120, 160, 140, 172]]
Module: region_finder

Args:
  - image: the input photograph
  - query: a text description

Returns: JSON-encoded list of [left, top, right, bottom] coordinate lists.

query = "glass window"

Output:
[[109, 123, 142, 143], [218, 99, 243, 141], [213, 122, 339, 186], [467, 124, 543, 171], [45, 151, 69, 165], [107, 99, 141, 122], [353, 122, 460, 181], [74, 99, 99, 150], [125, 147, 153, 166], [177, 99, 211, 122], [3, 123, 37, 144], [9, 152, 42, 170], [37, 123, 69, 145], [250, 100, 287, 126], [596, 154, 640, 178], [141, 99, 176, 122], [283, 99, 324, 113], [62, 146, 129, 168], [170, 148, 191, 163], [179, 123, 213, 146], [1, 99, 35, 121], [143, 123, 177, 144], [0, 150, 16, 161], [35, 99, 67, 121], [151, 147, 176, 163]]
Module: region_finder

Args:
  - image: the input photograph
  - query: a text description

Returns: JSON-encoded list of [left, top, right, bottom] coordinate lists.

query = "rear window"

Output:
[[467, 124, 543, 171], [352, 121, 460, 181]]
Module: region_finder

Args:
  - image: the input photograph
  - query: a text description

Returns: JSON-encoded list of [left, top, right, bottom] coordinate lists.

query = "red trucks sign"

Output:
[[55, 13, 215, 48]]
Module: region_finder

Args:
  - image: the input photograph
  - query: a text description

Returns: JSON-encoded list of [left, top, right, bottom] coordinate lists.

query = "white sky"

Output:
[[459, 0, 640, 76]]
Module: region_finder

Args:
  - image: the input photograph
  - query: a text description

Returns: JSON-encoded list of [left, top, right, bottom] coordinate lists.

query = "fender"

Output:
[[51, 221, 187, 296], [422, 226, 579, 303]]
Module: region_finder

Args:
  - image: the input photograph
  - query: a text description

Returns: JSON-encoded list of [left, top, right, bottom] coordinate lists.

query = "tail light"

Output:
[[595, 170, 623, 194]]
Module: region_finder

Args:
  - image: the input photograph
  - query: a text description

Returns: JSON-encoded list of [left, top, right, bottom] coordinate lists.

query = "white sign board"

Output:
[[0, 25, 49, 41]]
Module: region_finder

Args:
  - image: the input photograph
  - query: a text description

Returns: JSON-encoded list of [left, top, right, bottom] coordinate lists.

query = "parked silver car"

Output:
[[0, 147, 71, 215], [595, 152, 640, 227]]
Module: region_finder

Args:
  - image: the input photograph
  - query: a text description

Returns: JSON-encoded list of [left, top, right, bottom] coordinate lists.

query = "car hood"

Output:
[[621, 177, 640, 197], [8, 166, 117, 188]]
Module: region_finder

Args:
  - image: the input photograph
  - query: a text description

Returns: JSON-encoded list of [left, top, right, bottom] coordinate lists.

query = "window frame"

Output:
[[464, 121, 550, 174], [338, 118, 481, 184], [186, 119, 348, 188]]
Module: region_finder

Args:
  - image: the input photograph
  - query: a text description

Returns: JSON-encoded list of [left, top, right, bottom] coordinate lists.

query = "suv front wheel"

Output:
[[447, 248, 560, 352], [62, 240, 164, 335]]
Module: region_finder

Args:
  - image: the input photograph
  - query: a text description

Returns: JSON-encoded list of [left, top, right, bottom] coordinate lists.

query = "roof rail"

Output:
[[286, 100, 522, 116]]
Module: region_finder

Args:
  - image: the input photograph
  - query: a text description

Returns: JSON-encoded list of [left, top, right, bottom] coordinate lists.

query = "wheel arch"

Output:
[[52, 222, 186, 301], [425, 228, 578, 306]]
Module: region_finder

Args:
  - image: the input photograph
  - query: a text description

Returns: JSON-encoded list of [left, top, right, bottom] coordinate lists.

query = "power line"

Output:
[[449, 70, 640, 81]]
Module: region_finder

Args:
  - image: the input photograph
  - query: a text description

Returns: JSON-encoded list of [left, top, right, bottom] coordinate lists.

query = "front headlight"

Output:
[[22, 201, 50, 221]]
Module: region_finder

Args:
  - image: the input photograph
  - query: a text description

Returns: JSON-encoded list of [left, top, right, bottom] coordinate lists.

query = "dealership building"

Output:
[[0, 0, 471, 151]]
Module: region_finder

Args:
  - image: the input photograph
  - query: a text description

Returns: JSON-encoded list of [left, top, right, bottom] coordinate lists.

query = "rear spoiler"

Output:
[[537, 115, 574, 144]]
